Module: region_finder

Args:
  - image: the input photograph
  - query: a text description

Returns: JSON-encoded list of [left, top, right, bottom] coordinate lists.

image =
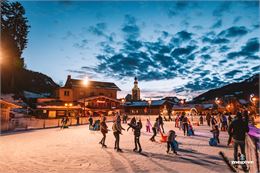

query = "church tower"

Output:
[[132, 77, 140, 101]]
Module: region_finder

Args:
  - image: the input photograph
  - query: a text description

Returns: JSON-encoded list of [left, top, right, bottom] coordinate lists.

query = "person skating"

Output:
[[150, 118, 159, 142], [211, 115, 217, 126], [210, 125, 220, 144], [228, 112, 249, 164], [179, 112, 184, 130], [99, 116, 108, 148], [89, 116, 93, 127], [112, 115, 125, 152], [146, 118, 152, 133], [61, 116, 69, 129], [199, 115, 203, 125], [127, 117, 136, 131], [228, 113, 233, 127], [182, 114, 189, 136], [158, 114, 165, 133], [175, 114, 179, 128], [206, 113, 211, 126], [166, 130, 177, 154], [129, 119, 143, 152]]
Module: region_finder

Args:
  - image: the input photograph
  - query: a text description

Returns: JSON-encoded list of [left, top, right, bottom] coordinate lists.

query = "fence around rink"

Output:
[[0, 114, 210, 133], [245, 132, 260, 173], [0, 116, 116, 132]]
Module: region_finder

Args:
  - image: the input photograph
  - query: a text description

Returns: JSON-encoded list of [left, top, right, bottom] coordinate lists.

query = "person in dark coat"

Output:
[[211, 115, 217, 126], [99, 116, 108, 148], [206, 113, 211, 126], [158, 114, 165, 133], [127, 117, 136, 131], [228, 112, 249, 162], [129, 119, 143, 152], [150, 118, 159, 142], [88, 116, 93, 126], [182, 114, 189, 136]]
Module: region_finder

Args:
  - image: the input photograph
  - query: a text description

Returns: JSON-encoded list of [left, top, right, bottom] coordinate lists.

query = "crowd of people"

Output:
[[85, 110, 251, 167]]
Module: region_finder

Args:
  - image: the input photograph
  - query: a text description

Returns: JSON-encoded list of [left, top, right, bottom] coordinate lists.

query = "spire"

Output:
[[134, 76, 138, 84]]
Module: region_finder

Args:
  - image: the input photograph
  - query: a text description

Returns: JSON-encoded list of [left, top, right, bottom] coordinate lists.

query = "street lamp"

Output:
[[82, 77, 89, 116], [65, 103, 73, 116], [121, 98, 125, 115]]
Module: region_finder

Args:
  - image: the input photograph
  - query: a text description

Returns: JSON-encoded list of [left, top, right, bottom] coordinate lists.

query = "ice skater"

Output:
[[199, 115, 203, 125], [61, 116, 69, 129], [150, 118, 159, 142], [158, 114, 165, 133], [146, 118, 152, 133], [129, 119, 143, 152], [127, 117, 136, 131], [210, 125, 220, 144], [166, 130, 177, 154], [99, 116, 108, 148], [112, 115, 125, 152], [182, 113, 189, 136]]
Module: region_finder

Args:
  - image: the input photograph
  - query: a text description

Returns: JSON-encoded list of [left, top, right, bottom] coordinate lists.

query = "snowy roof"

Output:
[[201, 104, 214, 109], [124, 100, 167, 107], [238, 99, 248, 105], [64, 76, 121, 91], [23, 91, 45, 99], [172, 104, 195, 110]]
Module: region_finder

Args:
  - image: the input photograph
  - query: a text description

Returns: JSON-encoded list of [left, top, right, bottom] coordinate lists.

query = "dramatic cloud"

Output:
[[227, 38, 259, 59], [218, 26, 249, 38]]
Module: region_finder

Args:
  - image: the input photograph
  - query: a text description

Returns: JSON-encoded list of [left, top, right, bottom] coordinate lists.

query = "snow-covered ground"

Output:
[[0, 121, 234, 173]]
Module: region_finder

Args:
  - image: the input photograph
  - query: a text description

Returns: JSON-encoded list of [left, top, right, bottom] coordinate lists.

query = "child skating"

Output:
[[166, 130, 178, 154]]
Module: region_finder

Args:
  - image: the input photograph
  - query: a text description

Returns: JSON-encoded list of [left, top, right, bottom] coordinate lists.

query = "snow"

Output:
[[0, 121, 234, 173]]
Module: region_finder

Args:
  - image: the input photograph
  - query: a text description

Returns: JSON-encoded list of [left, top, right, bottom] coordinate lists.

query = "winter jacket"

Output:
[[228, 118, 249, 141], [167, 130, 176, 142], [100, 121, 108, 134], [129, 122, 142, 137], [112, 121, 124, 133]]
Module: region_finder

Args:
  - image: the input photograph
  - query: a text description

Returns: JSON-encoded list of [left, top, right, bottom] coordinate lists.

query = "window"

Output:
[[64, 90, 70, 96]]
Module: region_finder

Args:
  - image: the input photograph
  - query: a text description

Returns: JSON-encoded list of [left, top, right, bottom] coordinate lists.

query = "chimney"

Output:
[[67, 75, 71, 81]]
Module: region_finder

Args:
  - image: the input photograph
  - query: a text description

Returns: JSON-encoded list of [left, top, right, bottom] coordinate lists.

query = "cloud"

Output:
[[227, 38, 259, 59], [218, 26, 249, 38], [122, 15, 140, 40], [202, 36, 230, 44], [224, 70, 243, 79], [219, 45, 230, 53], [211, 19, 222, 29]]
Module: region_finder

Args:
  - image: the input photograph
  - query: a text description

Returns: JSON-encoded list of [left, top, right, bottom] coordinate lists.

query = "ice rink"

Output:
[[0, 121, 234, 173]]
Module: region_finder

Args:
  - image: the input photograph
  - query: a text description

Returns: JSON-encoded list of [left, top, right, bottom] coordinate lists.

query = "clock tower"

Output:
[[132, 77, 140, 101]]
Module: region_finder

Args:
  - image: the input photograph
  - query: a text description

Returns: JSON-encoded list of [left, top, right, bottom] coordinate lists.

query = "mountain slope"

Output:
[[1, 68, 59, 94], [192, 74, 259, 103]]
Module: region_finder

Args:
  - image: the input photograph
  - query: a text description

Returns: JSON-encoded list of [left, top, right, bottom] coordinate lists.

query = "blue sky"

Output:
[[20, 1, 260, 99]]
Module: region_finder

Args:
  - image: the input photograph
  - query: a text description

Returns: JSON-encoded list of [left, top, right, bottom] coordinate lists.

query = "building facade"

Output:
[[37, 75, 122, 118]]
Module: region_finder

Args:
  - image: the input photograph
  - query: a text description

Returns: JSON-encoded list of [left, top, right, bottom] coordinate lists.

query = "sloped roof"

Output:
[[65, 79, 121, 91], [124, 100, 167, 107]]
